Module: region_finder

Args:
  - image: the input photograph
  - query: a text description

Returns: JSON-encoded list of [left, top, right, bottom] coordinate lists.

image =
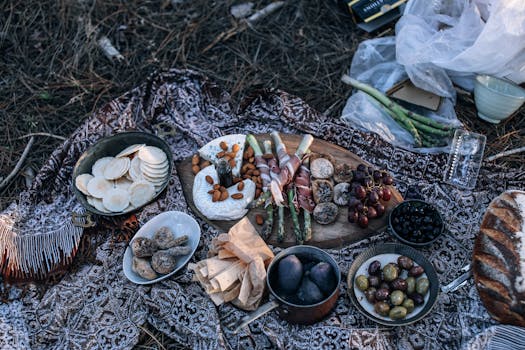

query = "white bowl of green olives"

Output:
[[347, 243, 439, 326]]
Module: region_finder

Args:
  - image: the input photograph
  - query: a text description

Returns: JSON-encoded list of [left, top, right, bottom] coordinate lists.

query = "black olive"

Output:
[[380, 282, 391, 291], [368, 275, 380, 287], [368, 260, 381, 275], [409, 265, 424, 277], [397, 256, 414, 270], [390, 278, 408, 292], [364, 287, 377, 303], [375, 288, 390, 301], [410, 293, 425, 305]]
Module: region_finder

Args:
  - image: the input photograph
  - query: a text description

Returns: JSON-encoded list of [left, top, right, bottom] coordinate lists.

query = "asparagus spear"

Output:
[[277, 205, 285, 242], [303, 211, 312, 242], [287, 187, 303, 244]]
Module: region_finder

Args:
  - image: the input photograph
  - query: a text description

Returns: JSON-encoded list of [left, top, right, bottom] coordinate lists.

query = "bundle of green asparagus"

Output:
[[341, 75, 455, 148]]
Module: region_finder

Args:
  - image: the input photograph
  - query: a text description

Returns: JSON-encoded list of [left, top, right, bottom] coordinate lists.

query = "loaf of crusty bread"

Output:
[[473, 190, 525, 327]]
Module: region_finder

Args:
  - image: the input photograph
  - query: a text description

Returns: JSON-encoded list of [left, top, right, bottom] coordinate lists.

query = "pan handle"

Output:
[[231, 300, 279, 334]]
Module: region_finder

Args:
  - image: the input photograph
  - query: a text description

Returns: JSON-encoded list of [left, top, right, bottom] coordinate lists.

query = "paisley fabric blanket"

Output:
[[1, 69, 524, 349]]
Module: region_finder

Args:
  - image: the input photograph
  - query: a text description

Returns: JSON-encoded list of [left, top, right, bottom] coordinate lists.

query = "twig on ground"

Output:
[[0, 137, 35, 191], [486, 146, 525, 161], [202, 1, 286, 53], [21, 166, 36, 189], [135, 323, 167, 350], [17, 133, 66, 141], [98, 36, 125, 62]]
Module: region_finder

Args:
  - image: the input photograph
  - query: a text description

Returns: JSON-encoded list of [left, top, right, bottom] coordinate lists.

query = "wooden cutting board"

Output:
[[177, 134, 403, 248]]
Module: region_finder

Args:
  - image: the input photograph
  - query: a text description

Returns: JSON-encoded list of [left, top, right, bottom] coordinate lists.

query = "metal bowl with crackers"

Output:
[[72, 131, 173, 216]]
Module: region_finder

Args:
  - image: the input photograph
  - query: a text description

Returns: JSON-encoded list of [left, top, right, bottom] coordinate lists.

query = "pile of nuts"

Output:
[[206, 176, 245, 202], [241, 146, 263, 199], [191, 143, 263, 201]]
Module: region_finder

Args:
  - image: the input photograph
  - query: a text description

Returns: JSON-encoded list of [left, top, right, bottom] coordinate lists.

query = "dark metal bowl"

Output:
[[388, 200, 444, 247], [266, 245, 341, 324], [72, 131, 173, 216], [347, 243, 439, 326]]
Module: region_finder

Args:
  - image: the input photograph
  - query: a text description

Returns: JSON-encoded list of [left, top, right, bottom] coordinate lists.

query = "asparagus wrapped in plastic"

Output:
[[269, 132, 314, 206], [341, 75, 454, 148]]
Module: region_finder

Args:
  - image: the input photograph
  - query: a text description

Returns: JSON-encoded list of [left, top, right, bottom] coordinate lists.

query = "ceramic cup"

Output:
[[474, 75, 525, 124]]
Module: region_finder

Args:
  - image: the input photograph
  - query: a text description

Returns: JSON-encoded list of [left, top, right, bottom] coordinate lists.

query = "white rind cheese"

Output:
[[198, 134, 246, 177], [193, 165, 255, 221]]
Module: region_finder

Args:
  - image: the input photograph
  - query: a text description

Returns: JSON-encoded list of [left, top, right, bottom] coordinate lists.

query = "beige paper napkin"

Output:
[[190, 217, 274, 311]]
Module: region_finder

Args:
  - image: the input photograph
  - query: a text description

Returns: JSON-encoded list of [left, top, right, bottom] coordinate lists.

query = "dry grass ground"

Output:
[[1, 0, 523, 347]]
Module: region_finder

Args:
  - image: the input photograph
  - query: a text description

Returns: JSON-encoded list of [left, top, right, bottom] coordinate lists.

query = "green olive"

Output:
[[390, 290, 405, 306], [389, 306, 408, 320], [406, 276, 416, 295], [374, 301, 390, 316], [416, 278, 430, 295], [355, 275, 369, 291], [402, 298, 415, 313], [383, 263, 399, 282]]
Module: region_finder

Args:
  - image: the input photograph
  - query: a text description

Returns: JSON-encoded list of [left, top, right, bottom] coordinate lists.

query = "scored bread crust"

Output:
[[473, 190, 525, 327]]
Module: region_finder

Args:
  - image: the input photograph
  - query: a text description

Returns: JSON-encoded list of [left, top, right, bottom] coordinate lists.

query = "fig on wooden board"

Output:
[[277, 254, 303, 294]]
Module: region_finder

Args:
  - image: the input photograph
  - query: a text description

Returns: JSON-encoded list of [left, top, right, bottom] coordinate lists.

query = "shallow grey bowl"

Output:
[[72, 131, 173, 216], [347, 243, 439, 326], [474, 75, 525, 124]]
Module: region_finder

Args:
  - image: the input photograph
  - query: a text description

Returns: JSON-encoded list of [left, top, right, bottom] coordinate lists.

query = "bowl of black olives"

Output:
[[347, 243, 439, 326], [389, 200, 444, 246]]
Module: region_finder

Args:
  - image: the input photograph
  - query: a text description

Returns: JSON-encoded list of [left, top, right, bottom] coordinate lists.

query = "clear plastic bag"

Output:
[[396, 0, 525, 91]]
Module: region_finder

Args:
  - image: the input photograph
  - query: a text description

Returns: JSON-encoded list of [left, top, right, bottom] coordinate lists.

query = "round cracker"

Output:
[[140, 160, 168, 169], [92, 157, 114, 177], [102, 188, 130, 212], [129, 181, 156, 207], [142, 173, 167, 185], [115, 143, 145, 158], [103, 157, 131, 180], [113, 177, 133, 191], [87, 177, 113, 198], [129, 157, 143, 181], [75, 173, 94, 195], [138, 146, 167, 165], [141, 162, 169, 174], [142, 169, 169, 179], [90, 197, 112, 213]]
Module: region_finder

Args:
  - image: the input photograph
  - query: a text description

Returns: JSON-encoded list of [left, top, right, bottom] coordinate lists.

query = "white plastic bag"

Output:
[[396, 0, 525, 91]]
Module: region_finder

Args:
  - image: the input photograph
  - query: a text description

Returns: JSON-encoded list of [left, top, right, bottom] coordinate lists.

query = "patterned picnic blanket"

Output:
[[1, 69, 524, 350]]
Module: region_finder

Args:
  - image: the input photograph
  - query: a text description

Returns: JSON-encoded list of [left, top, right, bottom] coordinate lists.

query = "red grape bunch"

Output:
[[348, 163, 394, 228]]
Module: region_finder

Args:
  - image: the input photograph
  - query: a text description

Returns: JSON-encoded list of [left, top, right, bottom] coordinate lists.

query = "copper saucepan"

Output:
[[232, 245, 341, 333]]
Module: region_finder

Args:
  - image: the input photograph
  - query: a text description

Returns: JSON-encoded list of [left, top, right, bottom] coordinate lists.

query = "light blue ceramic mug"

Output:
[[474, 75, 525, 124]]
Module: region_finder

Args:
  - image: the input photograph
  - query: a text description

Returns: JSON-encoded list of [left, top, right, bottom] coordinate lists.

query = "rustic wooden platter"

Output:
[[177, 134, 403, 248]]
